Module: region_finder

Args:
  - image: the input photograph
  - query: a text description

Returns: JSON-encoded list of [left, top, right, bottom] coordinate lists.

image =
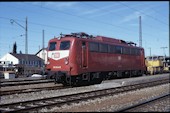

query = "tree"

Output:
[[19, 50, 22, 54], [12, 42, 17, 54]]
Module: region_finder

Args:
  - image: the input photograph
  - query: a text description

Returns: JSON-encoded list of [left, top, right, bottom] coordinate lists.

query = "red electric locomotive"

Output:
[[46, 32, 146, 86]]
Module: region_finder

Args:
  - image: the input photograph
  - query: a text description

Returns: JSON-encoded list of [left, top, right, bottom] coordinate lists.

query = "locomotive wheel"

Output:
[[137, 70, 143, 76], [65, 73, 104, 87], [95, 77, 103, 84], [71, 76, 86, 87], [94, 73, 103, 84]]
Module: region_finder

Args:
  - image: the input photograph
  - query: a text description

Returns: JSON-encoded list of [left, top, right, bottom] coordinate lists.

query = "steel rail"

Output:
[[0, 78, 169, 113], [115, 93, 170, 112], [0, 84, 66, 96], [0, 79, 54, 87], [0, 78, 46, 83]]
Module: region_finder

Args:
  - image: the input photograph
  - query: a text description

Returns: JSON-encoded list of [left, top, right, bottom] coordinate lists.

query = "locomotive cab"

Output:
[[46, 37, 73, 82]]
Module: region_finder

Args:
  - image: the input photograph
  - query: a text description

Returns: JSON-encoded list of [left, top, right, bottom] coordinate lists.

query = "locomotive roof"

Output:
[[50, 32, 140, 48]]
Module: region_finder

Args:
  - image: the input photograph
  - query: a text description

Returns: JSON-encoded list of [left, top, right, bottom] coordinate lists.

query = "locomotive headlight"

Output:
[[64, 57, 69, 65]]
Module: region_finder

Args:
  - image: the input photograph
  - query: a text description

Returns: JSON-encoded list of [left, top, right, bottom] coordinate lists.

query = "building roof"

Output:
[[10, 53, 43, 61], [35, 48, 47, 55]]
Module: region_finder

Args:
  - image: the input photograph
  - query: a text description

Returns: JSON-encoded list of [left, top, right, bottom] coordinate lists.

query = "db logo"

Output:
[[53, 52, 60, 58]]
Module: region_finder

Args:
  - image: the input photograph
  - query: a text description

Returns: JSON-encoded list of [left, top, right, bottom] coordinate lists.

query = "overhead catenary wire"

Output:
[[0, 16, 135, 39], [83, 2, 168, 32], [0, 2, 168, 35], [0, 2, 168, 56], [118, 2, 168, 26], [0, 13, 167, 51], [29, 2, 168, 38], [29, 3, 141, 32], [0, 2, 167, 38]]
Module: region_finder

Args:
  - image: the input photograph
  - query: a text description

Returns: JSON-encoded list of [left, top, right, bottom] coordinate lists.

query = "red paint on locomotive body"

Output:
[[46, 32, 146, 86]]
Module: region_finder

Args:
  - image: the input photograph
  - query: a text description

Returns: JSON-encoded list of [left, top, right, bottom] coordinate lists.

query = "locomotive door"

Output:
[[82, 41, 87, 68]]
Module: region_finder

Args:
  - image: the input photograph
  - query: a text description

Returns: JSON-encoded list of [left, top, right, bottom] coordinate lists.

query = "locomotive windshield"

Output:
[[49, 42, 57, 51], [60, 41, 70, 50]]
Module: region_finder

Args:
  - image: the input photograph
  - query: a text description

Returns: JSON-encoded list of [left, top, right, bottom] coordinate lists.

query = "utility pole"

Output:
[[10, 17, 28, 54], [139, 16, 142, 47], [26, 17, 28, 54], [10, 17, 28, 76], [42, 30, 45, 76], [43, 30, 45, 56], [160, 47, 167, 57]]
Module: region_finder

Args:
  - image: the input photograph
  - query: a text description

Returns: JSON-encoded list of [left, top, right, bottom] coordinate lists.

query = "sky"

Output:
[[0, 1, 169, 58]]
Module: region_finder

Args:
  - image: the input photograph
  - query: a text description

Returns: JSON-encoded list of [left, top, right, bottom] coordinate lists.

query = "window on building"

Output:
[[19, 60, 21, 64], [39, 60, 41, 66]]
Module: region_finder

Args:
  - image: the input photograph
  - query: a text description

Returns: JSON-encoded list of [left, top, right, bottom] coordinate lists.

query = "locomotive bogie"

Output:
[[50, 70, 145, 86]]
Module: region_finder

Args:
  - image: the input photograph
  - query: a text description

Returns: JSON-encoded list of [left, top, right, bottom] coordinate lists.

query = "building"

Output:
[[0, 53, 44, 67], [36, 48, 48, 64], [0, 53, 44, 76]]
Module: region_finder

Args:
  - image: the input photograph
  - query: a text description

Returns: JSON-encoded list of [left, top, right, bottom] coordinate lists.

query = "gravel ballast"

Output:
[[0, 74, 169, 106], [39, 83, 169, 112]]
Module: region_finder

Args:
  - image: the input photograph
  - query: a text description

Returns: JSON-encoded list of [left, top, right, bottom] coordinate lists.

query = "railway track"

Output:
[[115, 93, 170, 112], [0, 77, 45, 83], [0, 79, 54, 87], [0, 78, 169, 113], [0, 78, 61, 96], [0, 84, 67, 96], [0, 75, 153, 96]]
